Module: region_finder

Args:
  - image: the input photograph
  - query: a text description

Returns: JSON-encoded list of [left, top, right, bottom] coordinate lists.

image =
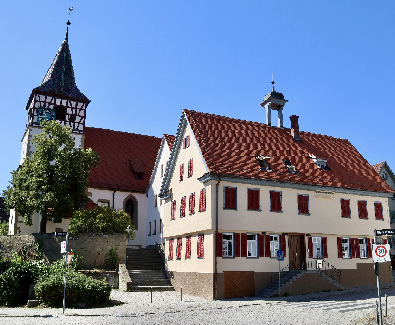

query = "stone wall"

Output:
[[0, 233, 126, 269]]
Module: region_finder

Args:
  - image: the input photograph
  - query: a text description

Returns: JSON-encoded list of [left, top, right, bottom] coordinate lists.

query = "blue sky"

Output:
[[1, 1, 395, 192]]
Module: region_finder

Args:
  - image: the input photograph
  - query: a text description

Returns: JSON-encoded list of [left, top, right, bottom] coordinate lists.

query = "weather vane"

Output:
[[65, 7, 73, 41]]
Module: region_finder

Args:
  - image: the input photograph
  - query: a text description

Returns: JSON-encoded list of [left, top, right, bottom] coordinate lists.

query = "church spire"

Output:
[[32, 19, 89, 102]]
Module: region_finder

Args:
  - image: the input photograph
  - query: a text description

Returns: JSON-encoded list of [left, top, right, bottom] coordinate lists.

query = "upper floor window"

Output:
[[185, 236, 191, 259], [297, 194, 309, 214], [161, 164, 164, 177], [189, 193, 195, 214], [188, 158, 193, 177], [247, 189, 260, 211], [148, 222, 151, 236], [198, 234, 204, 258], [358, 201, 368, 219], [255, 155, 271, 171], [180, 164, 184, 181], [153, 220, 156, 235], [341, 199, 351, 218], [183, 135, 190, 149], [270, 191, 282, 212], [171, 200, 176, 220], [374, 202, 384, 220], [125, 198, 137, 230], [224, 187, 237, 209], [199, 189, 206, 212], [154, 194, 158, 208]]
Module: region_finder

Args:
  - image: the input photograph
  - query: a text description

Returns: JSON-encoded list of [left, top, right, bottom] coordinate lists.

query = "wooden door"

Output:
[[288, 234, 306, 270]]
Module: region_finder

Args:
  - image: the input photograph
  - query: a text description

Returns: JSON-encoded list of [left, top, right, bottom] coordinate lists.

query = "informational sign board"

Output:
[[55, 232, 68, 236], [277, 250, 284, 261], [372, 244, 390, 263], [61, 241, 66, 254], [375, 229, 395, 236], [316, 259, 323, 269]]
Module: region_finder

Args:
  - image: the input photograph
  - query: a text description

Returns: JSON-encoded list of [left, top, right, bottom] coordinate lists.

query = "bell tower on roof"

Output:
[[21, 20, 90, 164], [260, 80, 288, 127]]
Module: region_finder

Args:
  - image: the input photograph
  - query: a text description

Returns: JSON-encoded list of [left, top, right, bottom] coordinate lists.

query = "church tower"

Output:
[[20, 21, 90, 164]]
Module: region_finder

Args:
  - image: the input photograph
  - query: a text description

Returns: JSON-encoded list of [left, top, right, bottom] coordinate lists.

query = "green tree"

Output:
[[0, 221, 8, 235], [3, 120, 100, 233]]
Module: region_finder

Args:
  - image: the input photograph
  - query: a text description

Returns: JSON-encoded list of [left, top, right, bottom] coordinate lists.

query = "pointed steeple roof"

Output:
[[33, 23, 89, 102]]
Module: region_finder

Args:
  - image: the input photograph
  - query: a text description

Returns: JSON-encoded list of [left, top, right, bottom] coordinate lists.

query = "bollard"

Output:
[[181, 286, 183, 301], [151, 287, 152, 303], [385, 294, 387, 317], [376, 301, 379, 325]]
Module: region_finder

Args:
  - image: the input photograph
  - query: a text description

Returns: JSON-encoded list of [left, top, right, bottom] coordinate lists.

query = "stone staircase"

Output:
[[127, 248, 174, 292], [257, 270, 343, 298]]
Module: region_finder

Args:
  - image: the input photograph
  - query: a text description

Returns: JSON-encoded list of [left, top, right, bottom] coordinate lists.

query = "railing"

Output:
[[318, 259, 342, 284]]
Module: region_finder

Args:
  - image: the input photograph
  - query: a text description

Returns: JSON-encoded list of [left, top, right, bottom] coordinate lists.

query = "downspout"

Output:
[[214, 176, 220, 300], [112, 190, 116, 208]]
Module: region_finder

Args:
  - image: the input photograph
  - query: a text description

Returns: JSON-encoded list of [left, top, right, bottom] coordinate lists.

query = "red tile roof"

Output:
[[84, 127, 161, 192], [372, 162, 385, 174], [164, 134, 175, 151], [184, 110, 393, 193]]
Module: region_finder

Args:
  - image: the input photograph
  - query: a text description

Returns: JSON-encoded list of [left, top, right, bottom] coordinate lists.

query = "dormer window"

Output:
[[255, 155, 271, 171], [283, 159, 297, 173], [309, 154, 329, 170]]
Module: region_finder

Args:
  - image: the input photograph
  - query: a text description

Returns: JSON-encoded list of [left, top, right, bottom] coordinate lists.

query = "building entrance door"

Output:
[[288, 234, 306, 270]]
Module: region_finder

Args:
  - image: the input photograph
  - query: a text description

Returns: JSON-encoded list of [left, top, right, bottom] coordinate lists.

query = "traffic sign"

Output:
[[372, 244, 390, 263], [375, 229, 395, 236], [61, 241, 66, 254], [277, 250, 284, 261]]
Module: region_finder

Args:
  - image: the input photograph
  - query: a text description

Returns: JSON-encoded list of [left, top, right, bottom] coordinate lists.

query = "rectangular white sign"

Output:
[[372, 244, 390, 263], [61, 241, 66, 254]]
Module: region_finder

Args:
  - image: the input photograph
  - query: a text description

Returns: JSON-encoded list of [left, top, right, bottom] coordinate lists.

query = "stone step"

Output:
[[130, 286, 175, 292]]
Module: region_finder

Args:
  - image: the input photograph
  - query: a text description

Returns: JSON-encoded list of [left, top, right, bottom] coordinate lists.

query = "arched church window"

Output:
[[125, 198, 138, 230], [55, 105, 66, 122]]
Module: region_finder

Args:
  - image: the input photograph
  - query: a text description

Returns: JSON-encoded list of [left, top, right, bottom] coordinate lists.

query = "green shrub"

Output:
[[0, 220, 8, 235], [104, 246, 120, 270], [69, 206, 135, 236], [35, 271, 112, 307]]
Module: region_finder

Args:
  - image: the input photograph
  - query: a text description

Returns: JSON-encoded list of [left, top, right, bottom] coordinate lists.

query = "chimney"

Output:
[[289, 115, 300, 141]]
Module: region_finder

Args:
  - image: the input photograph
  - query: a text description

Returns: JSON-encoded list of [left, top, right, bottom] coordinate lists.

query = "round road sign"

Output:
[[375, 245, 387, 258]]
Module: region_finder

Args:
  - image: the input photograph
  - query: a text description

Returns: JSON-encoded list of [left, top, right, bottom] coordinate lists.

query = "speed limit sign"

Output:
[[372, 244, 390, 263]]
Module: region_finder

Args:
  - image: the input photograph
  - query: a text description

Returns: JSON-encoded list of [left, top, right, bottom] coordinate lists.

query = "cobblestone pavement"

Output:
[[1, 284, 395, 324]]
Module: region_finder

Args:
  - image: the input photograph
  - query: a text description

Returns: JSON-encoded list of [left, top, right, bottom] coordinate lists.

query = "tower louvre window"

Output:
[[54, 105, 66, 122]]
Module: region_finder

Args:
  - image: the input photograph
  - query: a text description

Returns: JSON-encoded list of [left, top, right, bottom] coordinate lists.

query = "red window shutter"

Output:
[[337, 237, 342, 258], [231, 188, 237, 209], [367, 238, 372, 258], [308, 236, 313, 258], [224, 187, 230, 208], [265, 234, 271, 257], [375, 203, 383, 220], [183, 137, 186, 149], [176, 238, 182, 259], [235, 233, 241, 257], [355, 238, 360, 258], [323, 237, 328, 258], [350, 238, 355, 258], [187, 135, 190, 147], [254, 190, 260, 210], [216, 233, 223, 257], [241, 233, 247, 257], [280, 235, 286, 257], [171, 201, 176, 220], [169, 239, 173, 260], [298, 195, 303, 214], [180, 197, 185, 217], [186, 237, 191, 259], [248, 189, 254, 210], [346, 200, 351, 218], [198, 235, 204, 258], [190, 159, 193, 176], [270, 191, 281, 212], [202, 189, 206, 211], [358, 201, 367, 219], [303, 196, 309, 214], [340, 199, 345, 217], [383, 238, 388, 245], [259, 234, 265, 257], [180, 164, 184, 181]]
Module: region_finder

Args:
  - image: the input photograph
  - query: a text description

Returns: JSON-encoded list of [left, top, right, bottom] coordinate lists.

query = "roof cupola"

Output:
[[260, 79, 288, 127]]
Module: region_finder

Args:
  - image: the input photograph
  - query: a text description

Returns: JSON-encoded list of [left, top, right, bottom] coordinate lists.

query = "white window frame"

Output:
[[312, 236, 322, 258], [222, 233, 234, 257], [359, 237, 367, 258], [270, 234, 280, 258], [247, 233, 258, 257], [342, 238, 350, 258]]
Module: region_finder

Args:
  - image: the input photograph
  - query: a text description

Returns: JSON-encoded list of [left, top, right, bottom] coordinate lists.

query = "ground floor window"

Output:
[[270, 234, 280, 258], [312, 236, 322, 258], [359, 238, 367, 258], [222, 233, 234, 257], [342, 238, 350, 258], [247, 234, 258, 257]]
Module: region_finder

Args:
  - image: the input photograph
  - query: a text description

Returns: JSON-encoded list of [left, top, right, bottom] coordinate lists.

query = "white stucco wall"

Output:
[[88, 187, 147, 248], [146, 139, 171, 247]]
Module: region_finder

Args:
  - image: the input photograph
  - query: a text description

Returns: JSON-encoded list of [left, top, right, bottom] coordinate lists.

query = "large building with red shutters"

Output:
[[159, 87, 393, 300]]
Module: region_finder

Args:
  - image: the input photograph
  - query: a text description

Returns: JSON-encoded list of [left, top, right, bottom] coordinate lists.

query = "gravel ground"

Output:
[[1, 284, 395, 324]]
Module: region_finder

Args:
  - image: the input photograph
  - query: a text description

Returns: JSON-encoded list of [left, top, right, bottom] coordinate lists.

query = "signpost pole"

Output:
[[374, 229, 383, 325], [278, 259, 281, 297], [62, 232, 69, 315]]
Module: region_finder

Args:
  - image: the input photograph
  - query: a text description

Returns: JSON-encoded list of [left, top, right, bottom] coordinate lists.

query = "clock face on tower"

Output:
[[37, 108, 55, 125]]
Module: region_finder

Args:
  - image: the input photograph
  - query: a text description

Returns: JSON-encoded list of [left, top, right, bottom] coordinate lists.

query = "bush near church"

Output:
[[69, 206, 135, 237]]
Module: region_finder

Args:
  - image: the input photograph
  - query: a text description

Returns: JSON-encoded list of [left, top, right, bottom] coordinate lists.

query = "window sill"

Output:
[[341, 216, 351, 219], [247, 209, 261, 212], [270, 210, 283, 213], [298, 213, 311, 216], [222, 256, 235, 259], [375, 219, 385, 221], [223, 208, 237, 211], [246, 256, 259, 259], [358, 218, 369, 220]]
